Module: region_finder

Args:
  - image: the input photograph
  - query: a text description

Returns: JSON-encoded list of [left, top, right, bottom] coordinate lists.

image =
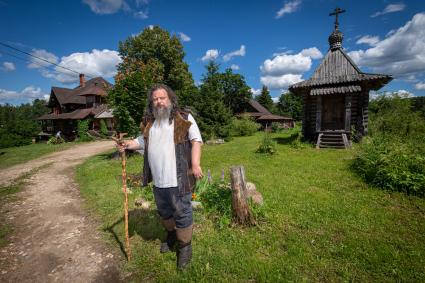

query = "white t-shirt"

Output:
[[147, 114, 202, 188]]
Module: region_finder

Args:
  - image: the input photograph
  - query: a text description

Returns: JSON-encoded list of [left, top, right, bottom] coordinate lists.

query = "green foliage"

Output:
[[77, 119, 93, 142], [256, 130, 276, 155], [270, 122, 281, 133], [352, 137, 425, 196], [108, 26, 196, 134], [277, 92, 303, 120], [195, 178, 232, 228], [255, 85, 274, 112], [220, 68, 252, 114], [0, 99, 49, 148], [195, 61, 233, 139], [230, 115, 260, 137], [352, 94, 425, 196], [99, 119, 109, 137], [47, 136, 65, 145]]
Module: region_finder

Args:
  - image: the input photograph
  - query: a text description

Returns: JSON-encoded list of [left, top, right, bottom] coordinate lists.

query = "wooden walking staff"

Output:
[[112, 133, 132, 261]]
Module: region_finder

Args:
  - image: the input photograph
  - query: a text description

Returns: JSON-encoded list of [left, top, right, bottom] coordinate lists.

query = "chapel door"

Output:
[[321, 95, 344, 130]]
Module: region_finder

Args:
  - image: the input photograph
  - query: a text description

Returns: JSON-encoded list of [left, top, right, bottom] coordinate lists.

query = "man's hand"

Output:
[[191, 140, 203, 179], [192, 165, 203, 179], [116, 141, 127, 153]]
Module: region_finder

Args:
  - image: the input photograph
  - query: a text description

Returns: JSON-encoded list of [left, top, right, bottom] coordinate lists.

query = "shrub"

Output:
[[352, 94, 425, 197], [0, 133, 32, 148], [256, 130, 276, 155], [352, 137, 425, 196], [230, 115, 260, 137], [270, 122, 281, 133], [193, 177, 232, 228], [47, 136, 65, 145], [77, 119, 93, 142], [99, 120, 109, 138]]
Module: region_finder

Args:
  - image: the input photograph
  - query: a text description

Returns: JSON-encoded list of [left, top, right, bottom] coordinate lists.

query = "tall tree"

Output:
[[277, 92, 303, 120], [220, 68, 251, 114], [255, 85, 274, 112], [195, 61, 232, 139], [108, 26, 196, 135]]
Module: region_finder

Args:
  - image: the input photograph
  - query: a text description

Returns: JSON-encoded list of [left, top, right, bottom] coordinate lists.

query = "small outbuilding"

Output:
[[238, 99, 294, 129], [289, 8, 392, 148]]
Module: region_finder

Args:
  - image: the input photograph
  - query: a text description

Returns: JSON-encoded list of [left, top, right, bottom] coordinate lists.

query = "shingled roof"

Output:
[[289, 17, 392, 95], [48, 77, 112, 107], [37, 104, 108, 120]]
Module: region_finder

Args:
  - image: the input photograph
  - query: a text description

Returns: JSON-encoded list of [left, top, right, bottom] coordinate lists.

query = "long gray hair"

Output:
[[144, 84, 179, 124]]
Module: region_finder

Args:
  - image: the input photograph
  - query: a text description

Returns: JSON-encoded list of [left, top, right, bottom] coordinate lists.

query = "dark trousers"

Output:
[[153, 186, 193, 229]]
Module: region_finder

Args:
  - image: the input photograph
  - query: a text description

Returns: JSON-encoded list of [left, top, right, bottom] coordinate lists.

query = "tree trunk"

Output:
[[229, 166, 256, 225]]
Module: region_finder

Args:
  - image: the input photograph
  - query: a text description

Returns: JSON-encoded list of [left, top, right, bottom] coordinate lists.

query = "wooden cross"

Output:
[[329, 7, 346, 30]]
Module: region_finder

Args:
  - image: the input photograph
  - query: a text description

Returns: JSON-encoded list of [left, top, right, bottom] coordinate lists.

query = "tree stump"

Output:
[[230, 166, 256, 225]]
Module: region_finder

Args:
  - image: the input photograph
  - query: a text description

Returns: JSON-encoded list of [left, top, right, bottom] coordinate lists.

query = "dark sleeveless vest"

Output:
[[142, 112, 195, 195]]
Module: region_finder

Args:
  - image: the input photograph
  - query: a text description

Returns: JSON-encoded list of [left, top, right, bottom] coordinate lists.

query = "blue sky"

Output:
[[0, 0, 424, 105]]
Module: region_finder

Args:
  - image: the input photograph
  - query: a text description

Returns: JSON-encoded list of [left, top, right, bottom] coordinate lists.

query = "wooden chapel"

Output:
[[289, 8, 392, 148]]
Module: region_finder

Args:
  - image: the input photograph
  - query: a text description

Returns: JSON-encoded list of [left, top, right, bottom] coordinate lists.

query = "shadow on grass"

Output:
[[97, 150, 143, 161], [104, 208, 164, 260], [273, 132, 299, 144]]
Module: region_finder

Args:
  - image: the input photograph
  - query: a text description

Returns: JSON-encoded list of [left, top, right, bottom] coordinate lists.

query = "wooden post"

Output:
[[229, 166, 255, 225], [112, 133, 132, 261], [316, 96, 322, 133]]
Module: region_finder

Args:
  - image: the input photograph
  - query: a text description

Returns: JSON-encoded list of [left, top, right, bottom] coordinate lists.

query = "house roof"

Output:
[[37, 105, 109, 120], [289, 48, 392, 95], [48, 77, 112, 106], [257, 114, 293, 121], [238, 99, 294, 121], [248, 99, 272, 114]]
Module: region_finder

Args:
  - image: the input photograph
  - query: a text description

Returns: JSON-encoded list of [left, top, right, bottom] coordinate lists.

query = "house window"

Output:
[[86, 95, 94, 107]]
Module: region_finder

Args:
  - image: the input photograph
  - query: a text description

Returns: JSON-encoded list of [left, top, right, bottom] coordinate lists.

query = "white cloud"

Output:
[[260, 46, 322, 89], [134, 9, 148, 19], [415, 82, 425, 90], [83, 0, 149, 19], [0, 86, 49, 105], [356, 35, 380, 47], [348, 13, 425, 77], [2, 62, 15, 71], [371, 3, 406, 18], [300, 47, 323, 59], [230, 64, 239, 70], [27, 49, 59, 69], [261, 74, 303, 89], [261, 53, 312, 76], [276, 0, 302, 19], [201, 49, 219, 62], [83, 0, 124, 14], [223, 45, 246, 62], [31, 49, 122, 84], [394, 89, 414, 98], [179, 32, 191, 42], [250, 88, 261, 96]]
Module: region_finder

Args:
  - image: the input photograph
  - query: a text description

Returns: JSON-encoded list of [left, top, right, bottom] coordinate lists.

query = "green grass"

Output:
[[76, 130, 425, 282], [0, 142, 77, 169]]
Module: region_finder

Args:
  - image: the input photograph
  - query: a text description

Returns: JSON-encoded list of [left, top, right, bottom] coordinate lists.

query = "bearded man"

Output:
[[119, 84, 203, 270]]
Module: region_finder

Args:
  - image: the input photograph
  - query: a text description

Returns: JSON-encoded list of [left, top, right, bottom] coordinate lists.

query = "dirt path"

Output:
[[0, 141, 123, 283]]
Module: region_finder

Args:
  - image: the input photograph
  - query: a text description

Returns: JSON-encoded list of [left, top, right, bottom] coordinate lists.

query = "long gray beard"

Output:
[[153, 105, 172, 121]]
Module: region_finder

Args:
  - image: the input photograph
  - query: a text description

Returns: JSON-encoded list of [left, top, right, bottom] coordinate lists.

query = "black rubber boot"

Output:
[[160, 230, 176, 253], [177, 241, 192, 270]]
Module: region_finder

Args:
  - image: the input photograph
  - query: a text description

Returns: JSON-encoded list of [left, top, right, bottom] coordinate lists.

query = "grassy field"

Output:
[[76, 130, 425, 282], [0, 142, 76, 169]]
